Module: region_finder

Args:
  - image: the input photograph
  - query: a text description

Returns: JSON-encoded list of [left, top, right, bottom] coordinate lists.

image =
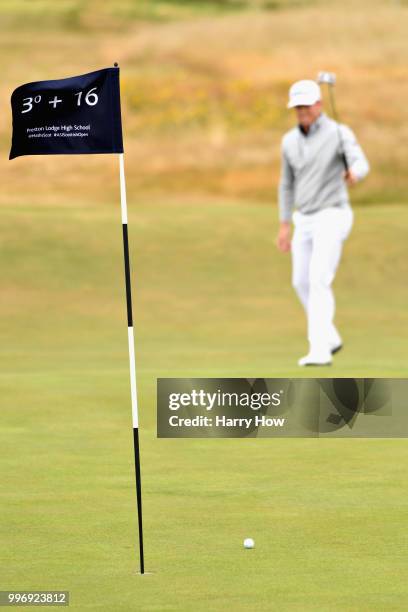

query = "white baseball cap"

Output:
[[287, 80, 321, 108]]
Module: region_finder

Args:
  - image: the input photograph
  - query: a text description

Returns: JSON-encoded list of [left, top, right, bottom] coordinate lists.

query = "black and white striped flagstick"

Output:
[[119, 151, 145, 575]]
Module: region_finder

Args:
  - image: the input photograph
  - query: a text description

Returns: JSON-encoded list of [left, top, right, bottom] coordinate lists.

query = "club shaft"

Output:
[[327, 85, 348, 171]]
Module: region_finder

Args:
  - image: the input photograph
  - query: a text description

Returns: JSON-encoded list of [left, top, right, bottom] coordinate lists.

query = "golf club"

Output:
[[317, 71, 349, 171]]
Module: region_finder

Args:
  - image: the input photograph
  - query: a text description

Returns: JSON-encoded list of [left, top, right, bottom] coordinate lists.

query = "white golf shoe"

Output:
[[330, 343, 343, 355], [298, 351, 332, 366], [328, 325, 343, 355], [329, 329, 343, 355]]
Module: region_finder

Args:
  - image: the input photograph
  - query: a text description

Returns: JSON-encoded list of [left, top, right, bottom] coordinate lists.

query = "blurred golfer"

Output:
[[277, 79, 370, 366]]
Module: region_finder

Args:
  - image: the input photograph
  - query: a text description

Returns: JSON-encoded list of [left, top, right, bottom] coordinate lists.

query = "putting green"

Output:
[[1, 199, 408, 610]]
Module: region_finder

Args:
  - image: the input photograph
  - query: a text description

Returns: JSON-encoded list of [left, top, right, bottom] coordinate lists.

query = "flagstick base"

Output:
[[132, 427, 144, 574]]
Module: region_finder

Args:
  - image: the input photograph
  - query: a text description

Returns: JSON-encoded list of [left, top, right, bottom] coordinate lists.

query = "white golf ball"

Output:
[[243, 538, 254, 549]]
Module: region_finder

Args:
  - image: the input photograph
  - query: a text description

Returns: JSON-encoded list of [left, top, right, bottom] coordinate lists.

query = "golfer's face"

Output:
[[295, 101, 321, 127]]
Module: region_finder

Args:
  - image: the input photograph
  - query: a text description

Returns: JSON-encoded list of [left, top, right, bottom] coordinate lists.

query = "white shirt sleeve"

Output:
[[339, 124, 370, 181], [278, 142, 295, 222]]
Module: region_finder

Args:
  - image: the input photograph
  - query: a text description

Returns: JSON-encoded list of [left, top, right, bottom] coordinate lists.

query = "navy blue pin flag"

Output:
[[9, 66, 145, 575], [9, 67, 123, 159]]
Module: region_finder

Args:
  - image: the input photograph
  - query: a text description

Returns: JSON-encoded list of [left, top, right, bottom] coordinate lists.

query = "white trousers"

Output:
[[291, 206, 353, 355]]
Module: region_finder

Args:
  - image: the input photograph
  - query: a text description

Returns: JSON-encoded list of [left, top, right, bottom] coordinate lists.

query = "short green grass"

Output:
[[1, 198, 408, 610]]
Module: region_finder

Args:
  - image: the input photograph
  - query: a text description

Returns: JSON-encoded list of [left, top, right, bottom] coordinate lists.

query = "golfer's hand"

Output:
[[343, 169, 358, 186], [276, 222, 291, 252]]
